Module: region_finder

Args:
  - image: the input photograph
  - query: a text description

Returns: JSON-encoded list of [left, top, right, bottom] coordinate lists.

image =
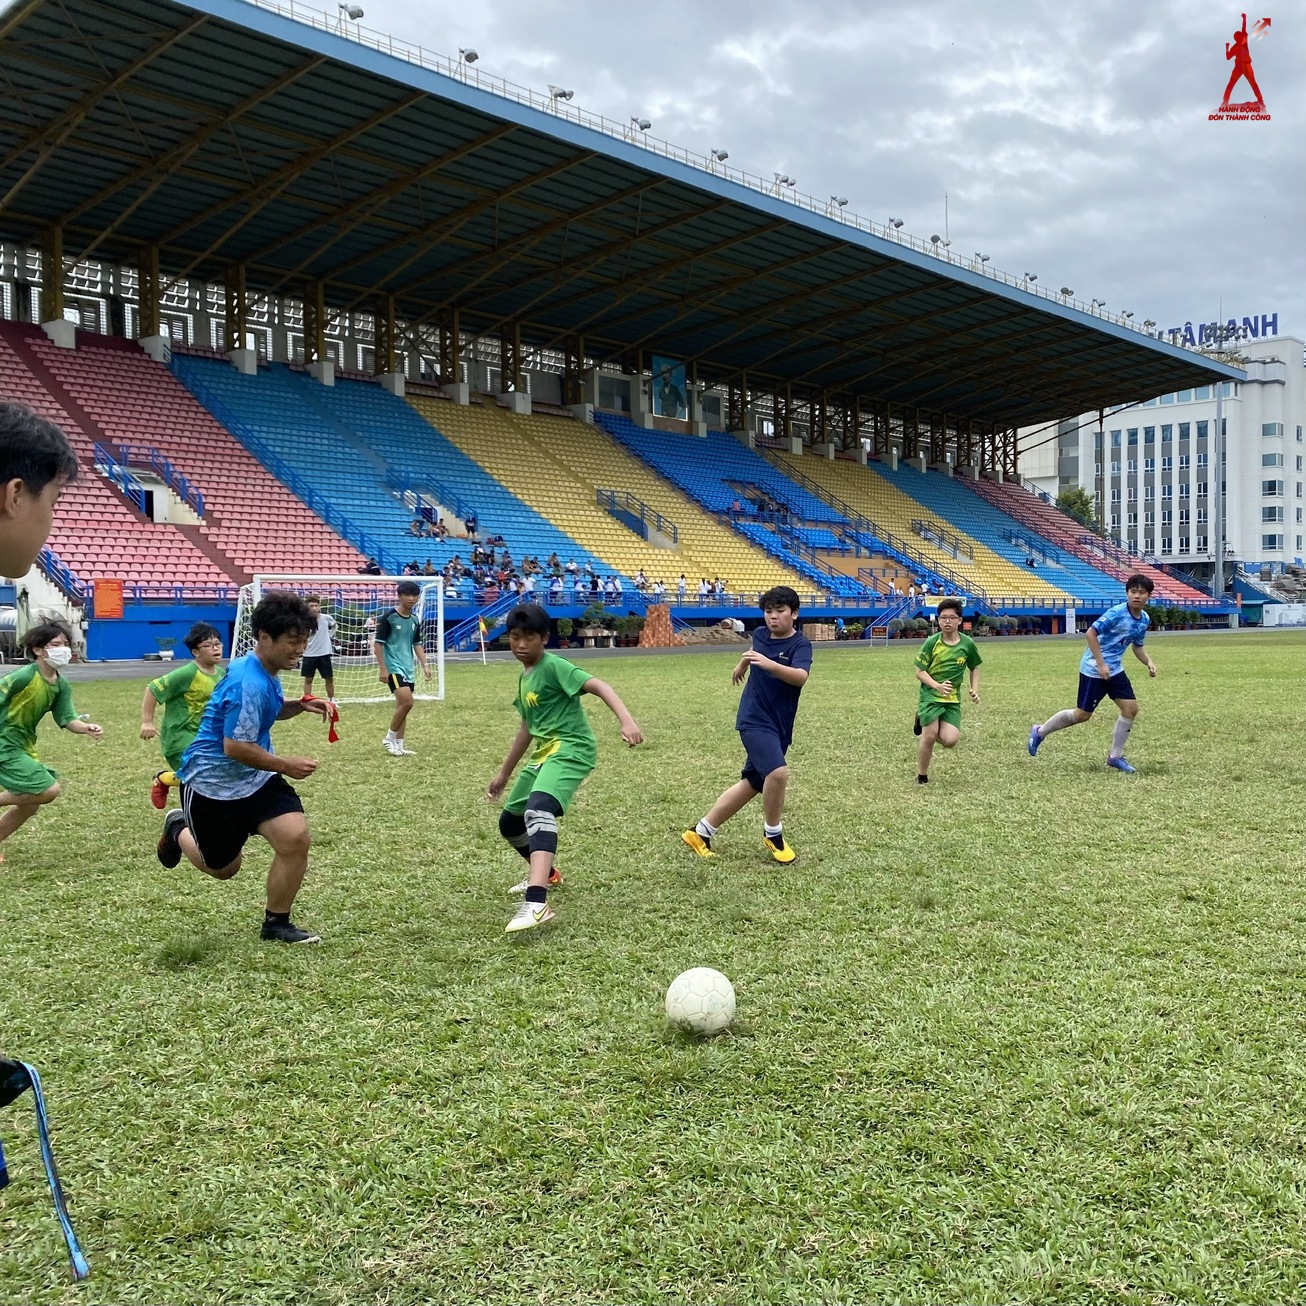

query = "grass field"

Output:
[[1, 630, 1303, 1304]]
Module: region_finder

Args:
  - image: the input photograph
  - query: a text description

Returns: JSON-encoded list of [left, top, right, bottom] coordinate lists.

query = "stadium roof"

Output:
[[0, 0, 1242, 429]]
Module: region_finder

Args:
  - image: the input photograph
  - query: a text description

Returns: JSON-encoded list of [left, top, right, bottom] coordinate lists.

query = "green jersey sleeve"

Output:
[[149, 661, 198, 703], [51, 675, 77, 728], [551, 657, 593, 698], [913, 634, 940, 672]]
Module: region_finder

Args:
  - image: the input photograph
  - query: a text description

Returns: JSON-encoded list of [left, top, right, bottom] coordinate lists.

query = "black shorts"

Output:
[[1077, 670, 1136, 715], [739, 728, 788, 792], [387, 673, 415, 694], [181, 774, 304, 871], [300, 654, 334, 680]]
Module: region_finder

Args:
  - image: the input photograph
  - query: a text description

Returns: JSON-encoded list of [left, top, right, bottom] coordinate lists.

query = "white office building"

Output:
[[1022, 332, 1305, 581]]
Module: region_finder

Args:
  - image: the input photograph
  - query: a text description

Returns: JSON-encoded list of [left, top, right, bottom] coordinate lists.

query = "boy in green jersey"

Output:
[[0, 621, 103, 862], [373, 579, 431, 756], [912, 598, 982, 784], [487, 604, 642, 934], [140, 622, 225, 808]]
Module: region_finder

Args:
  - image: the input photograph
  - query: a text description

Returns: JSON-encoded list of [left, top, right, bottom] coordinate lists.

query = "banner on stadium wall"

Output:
[[651, 356, 688, 420], [94, 578, 124, 619]]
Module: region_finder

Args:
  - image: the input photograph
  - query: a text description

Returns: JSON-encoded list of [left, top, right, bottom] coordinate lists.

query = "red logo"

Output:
[[1211, 14, 1271, 120]]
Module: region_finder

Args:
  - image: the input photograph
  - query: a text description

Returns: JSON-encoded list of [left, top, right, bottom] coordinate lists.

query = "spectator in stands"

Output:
[[522, 573, 537, 596], [409, 518, 422, 537], [0, 399, 78, 579], [501, 548, 514, 569], [604, 576, 617, 601], [678, 574, 687, 602], [590, 574, 602, 596], [564, 558, 579, 575], [699, 578, 710, 599], [547, 552, 561, 572], [611, 575, 623, 597], [549, 574, 564, 603], [445, 578, 460, 599], [719, 579, 730, 599], [450, 555, 465, 577], [635, 568, 648, 592], [359, 557, 382, 576], [908, 583, 917, 601], [920, 580, 931, 597], [403, 561, 419, 576], [711, 577, 721, 597], [464, 513, 478, 540], [652, 579, 666, 599], [573, 576, 587, 600], [731, 498, 742, 514], [487, 533, 507, 549], [436, 519, 448, 541]]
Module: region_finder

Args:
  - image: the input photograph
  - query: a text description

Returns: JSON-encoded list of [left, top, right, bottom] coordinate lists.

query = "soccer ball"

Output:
[[664, 967, 736, 1036]]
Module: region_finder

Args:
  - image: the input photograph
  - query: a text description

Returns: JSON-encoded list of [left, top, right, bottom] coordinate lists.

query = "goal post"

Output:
[[232, 575, 445, 705]]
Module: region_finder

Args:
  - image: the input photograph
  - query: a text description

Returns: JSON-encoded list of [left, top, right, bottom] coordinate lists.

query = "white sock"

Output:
[[1109, 716, 1134, 759], [1039, 709, 1079, 736], [764, 822, 782, 839], [385, 730, 396, 741], [696, 818, 717, 840]]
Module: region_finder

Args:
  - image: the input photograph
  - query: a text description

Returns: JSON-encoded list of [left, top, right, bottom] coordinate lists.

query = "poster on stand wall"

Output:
[[651, 356, 687, 420]]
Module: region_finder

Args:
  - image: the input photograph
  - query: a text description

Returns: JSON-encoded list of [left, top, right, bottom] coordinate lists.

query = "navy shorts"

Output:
[[387, 673, 415, 694], [181, 774, 304, 871], [1077, 670, 1136, 715], [739, 729, 788, 791], [300, 654, 333, 680]]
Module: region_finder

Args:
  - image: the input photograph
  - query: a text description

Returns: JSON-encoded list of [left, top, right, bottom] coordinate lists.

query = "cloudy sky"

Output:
[[349, 0, 1303, 342]]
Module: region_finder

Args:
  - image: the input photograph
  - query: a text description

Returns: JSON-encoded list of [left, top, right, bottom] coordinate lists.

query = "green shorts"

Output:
[[0, 746, 57, 796], [504, 747, 595, 816], [918, 699, 962, 730]]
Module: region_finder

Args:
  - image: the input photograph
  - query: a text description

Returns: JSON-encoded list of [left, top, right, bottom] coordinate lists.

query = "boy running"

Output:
[[911, 597, 981, 784], [0, 621, 102, 863], [682, 585, 811, 863], [300, 595, 337, 704], [140, 622, 225, 809], [487, 604, 642, 934], [1028, 573, 1158, 773], [373, 579, 431, 756], [156, 592, 330, 944]]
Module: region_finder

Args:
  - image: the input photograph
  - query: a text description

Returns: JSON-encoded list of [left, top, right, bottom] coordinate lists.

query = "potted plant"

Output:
[[887, 618, 905, 639], [556, 617, 573, 648], [845, 622, 864, 641], [156, 636, 177, 661]]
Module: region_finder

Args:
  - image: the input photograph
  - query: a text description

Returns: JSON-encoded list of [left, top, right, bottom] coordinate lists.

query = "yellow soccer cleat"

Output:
[[681, 829, 715, 858], [763, 836, 797, 864]]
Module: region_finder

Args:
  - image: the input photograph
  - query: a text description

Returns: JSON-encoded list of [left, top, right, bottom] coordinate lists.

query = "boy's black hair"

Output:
[[760, 585, 800, 613], [396, 579, 421, 598], [504, 603, 550, 637], [183, 622, 222, 652], [936, 597, 964, 617], [0, 401, 78, 494], [23, 619, 72, 657], [304, 593, 322, 605], [1124, 573, 1155, 594], [250, 591, 315, 641]]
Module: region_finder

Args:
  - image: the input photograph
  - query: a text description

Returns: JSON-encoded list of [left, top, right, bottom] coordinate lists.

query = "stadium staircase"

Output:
[[0, 324, 233, 592], [32, 337, 365, 584], [963, 477, 1210, 603], [769, 449, 1073, 605], [410, 397, 810, 597]]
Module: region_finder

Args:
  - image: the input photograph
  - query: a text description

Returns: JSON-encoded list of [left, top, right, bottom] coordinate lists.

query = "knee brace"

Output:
[[498, 808, 529, 852], [524, 791, 563, 857]]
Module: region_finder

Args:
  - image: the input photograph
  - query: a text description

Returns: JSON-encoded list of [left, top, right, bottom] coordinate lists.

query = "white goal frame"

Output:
[[232, 574, 445, 705]]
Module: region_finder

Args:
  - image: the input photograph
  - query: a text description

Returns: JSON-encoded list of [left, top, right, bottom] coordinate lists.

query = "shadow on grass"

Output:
[[155, 935, 225, 970]]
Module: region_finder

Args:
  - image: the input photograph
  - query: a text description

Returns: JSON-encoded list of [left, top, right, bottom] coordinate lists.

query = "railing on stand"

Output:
[[596, 489, 679, 544], [36, 546, 87, 601], [448, 589, 520, 652], [385, 468, 476, 527], [911, 518, 974, 561], [91, 443, 147, 514], [105, 443, 206, 518]]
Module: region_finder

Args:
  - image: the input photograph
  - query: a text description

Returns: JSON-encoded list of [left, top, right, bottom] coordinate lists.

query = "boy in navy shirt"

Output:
[[1028, 573, 1158, 773], [682, 586, 812, 863]]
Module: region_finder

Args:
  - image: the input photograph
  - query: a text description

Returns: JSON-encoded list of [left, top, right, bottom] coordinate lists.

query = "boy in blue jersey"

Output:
[[1028, 574, 1158, 773], [156, 591, 331, 944], [682, 586, 812, 863], [373, 579, 431, 757]]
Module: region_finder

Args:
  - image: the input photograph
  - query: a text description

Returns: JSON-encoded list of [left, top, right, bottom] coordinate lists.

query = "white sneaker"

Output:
[[393, 741, 416, 756], [384, 738, 403, 756], [505, 899, 556, 933]]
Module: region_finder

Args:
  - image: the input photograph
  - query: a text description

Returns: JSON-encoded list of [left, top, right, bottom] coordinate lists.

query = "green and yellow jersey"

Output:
[[148, 660, 226, 772], [914, 632, 982, 708], [513, 653, 597, 767], [0, 663, 76, 756]]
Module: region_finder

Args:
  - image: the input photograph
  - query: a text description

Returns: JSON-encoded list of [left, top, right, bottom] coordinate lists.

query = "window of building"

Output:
[[1143, 484, 1154, 501], [1111, 461, 1120, 475], [1144, 510, 1154, 525], [1263, 506, 1284, 523], [1179, 508, 1190, 525], [1160, 393, 1175, 405], [1162, 509, 1172, 525], [1110, 513, 1120, 529], [1127, 459, 1137, 473], [1144, 426, 1155, 444], [1196, 535, 1208, 551], [1110, 488, 1120, 503], [1162, 485, 1173, 500], [1298, 507, 1304, 524], [1178, 537, 1190, 553], [1194, 386, 1211, 400], [1179, 422, 1191, 441], [1094, 463, 1102, 477], [1127, 428, 1138, 446], [1161, 456, 1172, 472], [1297, 456, 1303, 472], [1196, 507, 1207, 525], [1143, 538, 1154, 554], [1127, 486, 1137, 502], [1262, 533, 1284, 550], [1196, 481, 1208, 496], [1298, 426, 1303, 442], [1111, 430, 1121, 448], [1298, 483, 1304, 498], [1177, 389, 1193, 403], [1161, 537, 1172, 554], [1262, 479, 1284, 496], [1127, 512, 1138, 527], [1179, 484, 1191, 500], [1196, 452, 1208, 468], [1144, 458, 1155, 473], [1263, 453, 1284, 468], [1179, 454, 1190, 471], [1263, 422, 1284, 438], [1218, 382, 1234, 398]]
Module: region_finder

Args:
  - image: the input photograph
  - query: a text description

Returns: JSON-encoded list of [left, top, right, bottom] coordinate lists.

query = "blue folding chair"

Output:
[[0, 1059, 90, 1281]]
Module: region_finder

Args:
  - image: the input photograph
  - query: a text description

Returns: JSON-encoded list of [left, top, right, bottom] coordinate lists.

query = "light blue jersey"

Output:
[[178, 654, 283, 799], [1079, 602, 1149, 677]]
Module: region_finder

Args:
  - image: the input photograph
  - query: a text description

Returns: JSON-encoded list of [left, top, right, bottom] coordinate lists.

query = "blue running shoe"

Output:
[[1027, 724, 1043, 757], [1106, 756, 1137, 774]]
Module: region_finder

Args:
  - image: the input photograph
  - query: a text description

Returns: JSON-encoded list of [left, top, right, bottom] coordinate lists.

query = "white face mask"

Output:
[[45, 646, 72, 667]]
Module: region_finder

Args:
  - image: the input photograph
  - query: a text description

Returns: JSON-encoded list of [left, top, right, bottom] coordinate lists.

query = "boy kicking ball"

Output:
[[682, 586, 812, 863], [912, 597, 982, 784], [1028, 573, 1157, 773], [488, 604, 642, 934], [140, 623, 225, 809], [156, 592, 331, 944]]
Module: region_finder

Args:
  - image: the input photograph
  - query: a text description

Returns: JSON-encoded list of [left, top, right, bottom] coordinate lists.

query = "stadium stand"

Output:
[[964, 477, 1211, 603], [407, 396, 811, 596], [172, 357, 613, 585], [769, 449, 1074, 603], [0, 324, 232, 589], [29, 337, 365, 582]]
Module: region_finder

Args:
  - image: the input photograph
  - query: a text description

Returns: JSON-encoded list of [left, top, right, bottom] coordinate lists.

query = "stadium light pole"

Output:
[[1206, 322, 1242, 600], [887, 217, 904, 240], [458, 47, 478, 80], [974, 251, 990, 272], [827, 195, 848, 216], [628, 116, 651, 142], [709, 148, 729, 171]]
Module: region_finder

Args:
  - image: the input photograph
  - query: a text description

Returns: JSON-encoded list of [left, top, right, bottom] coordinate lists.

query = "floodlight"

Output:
[[1060, 287, 1074, 297], [631, 117, 651, 131], [339, 4, 364, 17], [548, 85, 574, 101], [1143, 319, 1156, 330], [888, 217, 904, 229], [930, 234, 941, 245], [1023, 272, 1037, 283], [831, 195, 848, 207], [974, 251, 989, 265], [1122, 310, 1134, 319], [710, 148, 729, 162], [459, 47, 478, 63], [1091, 298, 1107, 310]]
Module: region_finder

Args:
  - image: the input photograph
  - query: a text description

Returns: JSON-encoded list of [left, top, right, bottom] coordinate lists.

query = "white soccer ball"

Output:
[[665, 967, 736, 1036]]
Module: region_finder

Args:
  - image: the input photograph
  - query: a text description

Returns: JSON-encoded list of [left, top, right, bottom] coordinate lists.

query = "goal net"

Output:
[[232, 575, 445, 704]]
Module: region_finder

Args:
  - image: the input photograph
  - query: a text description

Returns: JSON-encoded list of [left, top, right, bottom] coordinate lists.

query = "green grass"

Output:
[[1, 631, 1304, 1304]]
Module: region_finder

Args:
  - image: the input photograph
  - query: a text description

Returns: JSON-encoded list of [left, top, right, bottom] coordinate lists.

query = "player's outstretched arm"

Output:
[[140, 684, 159, 739], [582, 677, 643, 746], [488, 720, 532, 799], [223, 737, 316, 779], [65, 717, 103, 739], [1131, 642, 1157, 677]]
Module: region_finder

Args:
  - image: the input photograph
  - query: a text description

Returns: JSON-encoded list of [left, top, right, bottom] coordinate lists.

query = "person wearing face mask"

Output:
[[0, 620, 102, 863]]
